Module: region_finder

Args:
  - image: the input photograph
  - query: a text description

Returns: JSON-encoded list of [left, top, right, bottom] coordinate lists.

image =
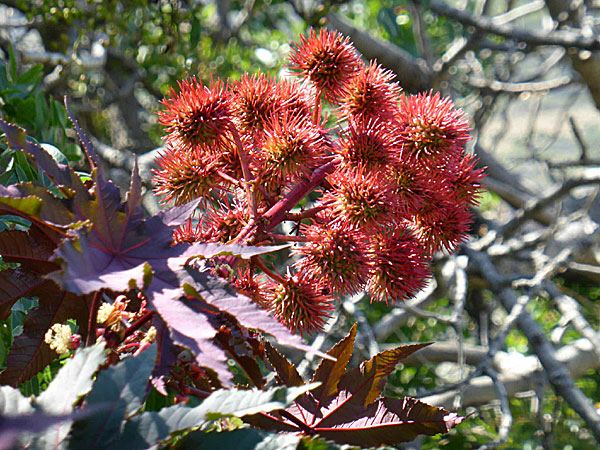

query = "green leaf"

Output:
[[177, 428, 301, 450], [377, 7, 399, 41], [117, 384, 318, 449], [190, 16, 201, 48], [14, 150, 37, 182], [39, 143, 69, 166], [68, 345, 157, 450], [16, 64, 44, 87], [8, 44, 17, 83], [0, 60, 8, 90], [32, 343, 106, 448]]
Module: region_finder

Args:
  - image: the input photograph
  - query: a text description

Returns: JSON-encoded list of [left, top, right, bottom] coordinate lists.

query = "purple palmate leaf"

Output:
[[150, 319, 179, 395], [0, 115, 325, 386], [148, 284, 231, 385]]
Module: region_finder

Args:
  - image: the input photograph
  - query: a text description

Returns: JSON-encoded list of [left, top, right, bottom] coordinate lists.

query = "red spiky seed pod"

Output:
[[158, 77, 234, 153], [397, 91, 470, 167], [255, 113, 326, 190], [337, 61, 401, 123], [287, 28, 361, 101], [293, 221, 370, 295], [321, 167, 398, 231], [275, 78, 314, 121], [442, 153, 486, 206], [233, 269, 266, 307], [264, 273, 334, 335], [170, 204, 251, 246], [172, 218, 201, 245], [335, 119, 402, 171], [230, 72, 279, 141], [366, 225, 431, 303], [198, 200, 249, 244], [153, 146, 222, 205], [413, 202, 473, 254], [387, 160, 449, 217]]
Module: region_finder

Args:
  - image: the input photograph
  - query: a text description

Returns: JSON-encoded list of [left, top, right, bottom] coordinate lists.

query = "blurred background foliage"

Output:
[[1, 1, 600, 449]]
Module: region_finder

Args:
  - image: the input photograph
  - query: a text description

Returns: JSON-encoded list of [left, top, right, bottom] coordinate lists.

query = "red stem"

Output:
[[253, 257, 286, 284], [279, 409, 315, 435], [256, 184, 277, 207], [123, 310, 155, 340], [216, 170, 240, 186], [230, 127, 258, 219], [184, 385, 212, 399], [266, 233, 311, 243], [86, 291, 101, 347], [285, 205, 327, 221], [263, 161, 336, 232], [312, 89, 322, 125], [230, 162, 336, 245]]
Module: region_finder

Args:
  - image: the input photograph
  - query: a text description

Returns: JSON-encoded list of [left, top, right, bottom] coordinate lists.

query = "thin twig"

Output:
[[545, 281, 600, 359], [500, 173, 600, 238], [477, 362, 513, 449]]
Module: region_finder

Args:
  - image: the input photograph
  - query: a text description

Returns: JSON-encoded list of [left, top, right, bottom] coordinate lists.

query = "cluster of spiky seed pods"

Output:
[[153, 29, 484, 335]]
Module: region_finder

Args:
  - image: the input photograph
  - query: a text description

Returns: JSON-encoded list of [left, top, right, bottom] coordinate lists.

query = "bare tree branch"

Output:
[[500, 172, 600, 237], [426, 0, 600, 50], [421, 337, 599, 410]]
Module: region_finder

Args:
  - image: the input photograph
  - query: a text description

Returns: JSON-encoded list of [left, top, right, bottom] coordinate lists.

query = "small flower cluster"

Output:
[[96, 294, 156, 360], [44, 323, 80, 355], [154, 29, 484, 335]]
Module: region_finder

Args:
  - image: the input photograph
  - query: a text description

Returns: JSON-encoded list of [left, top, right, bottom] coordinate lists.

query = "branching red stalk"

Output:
[[229, 161, 336, 245], [264, 161, 336, 231], [279, 409, 316, 435]]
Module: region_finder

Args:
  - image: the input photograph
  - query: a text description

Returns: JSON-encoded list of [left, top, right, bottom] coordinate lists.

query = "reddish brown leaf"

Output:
[[264, 341, 304, 388], [0, 229, 60, 274], [0, 269, 45, 320], [244, 332, 461, 447], [311, 323, 356, 400], [0, 284, 89, 386], [309, 396, 463, 446], [151, 319, 179, 396], [1, 119, 87, 195], [338, 342, 431, 407]]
